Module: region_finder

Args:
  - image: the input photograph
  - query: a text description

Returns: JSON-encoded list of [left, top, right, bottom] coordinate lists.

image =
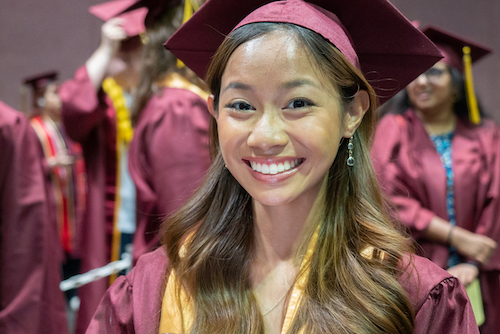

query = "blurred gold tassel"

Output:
[[463, 46, 481, 124], [177, 0, 199, 68]]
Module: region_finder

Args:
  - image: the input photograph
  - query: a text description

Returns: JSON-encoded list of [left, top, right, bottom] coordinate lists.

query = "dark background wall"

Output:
[[1, 0, 499, 122]]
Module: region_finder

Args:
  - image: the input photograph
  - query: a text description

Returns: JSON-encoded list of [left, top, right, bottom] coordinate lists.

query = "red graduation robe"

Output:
[[371, 109, 500, 334], [86, 247, 479, 333], [128, 86, 210, 263], [0, 101, 68, 333]]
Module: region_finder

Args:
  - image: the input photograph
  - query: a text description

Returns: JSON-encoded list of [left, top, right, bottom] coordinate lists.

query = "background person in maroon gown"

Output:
[[25, 71, 87, 333], [120, 0, 211, 264], [89, 0, 476, 333], [371, 26, 500, 333], [59, 1, 147, 332], [0, 100, 68, 333]]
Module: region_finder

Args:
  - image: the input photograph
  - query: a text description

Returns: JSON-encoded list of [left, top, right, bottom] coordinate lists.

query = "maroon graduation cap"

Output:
[[164, 0, 443, 104], [421, 25, 492, 124], [421, 25, 491, 73], [89, 0, 147, 37], [23, 71, 58, 89]]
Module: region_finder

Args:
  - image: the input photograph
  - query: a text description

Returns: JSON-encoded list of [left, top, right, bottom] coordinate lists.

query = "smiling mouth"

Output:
[[246, 159, 305, 175]]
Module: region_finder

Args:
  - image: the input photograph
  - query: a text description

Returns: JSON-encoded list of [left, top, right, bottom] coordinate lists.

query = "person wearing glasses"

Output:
[[371, 25, 500, 334]]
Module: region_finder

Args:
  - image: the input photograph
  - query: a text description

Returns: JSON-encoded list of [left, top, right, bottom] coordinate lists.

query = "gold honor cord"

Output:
[[102, 77, 134, 284], [463, 46, 481, 125]]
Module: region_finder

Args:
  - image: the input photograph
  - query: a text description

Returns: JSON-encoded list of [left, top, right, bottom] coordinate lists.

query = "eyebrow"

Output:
[[221, 79, 318, 94], [281, 79, 318, 89], [221, 82, 252, 94]]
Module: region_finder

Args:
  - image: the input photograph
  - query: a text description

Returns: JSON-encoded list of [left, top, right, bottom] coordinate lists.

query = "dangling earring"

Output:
[[346, 136, 355, 167]]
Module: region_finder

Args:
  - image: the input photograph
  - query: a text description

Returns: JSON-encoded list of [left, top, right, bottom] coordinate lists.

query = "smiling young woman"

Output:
[[87, 1, 478, 333]]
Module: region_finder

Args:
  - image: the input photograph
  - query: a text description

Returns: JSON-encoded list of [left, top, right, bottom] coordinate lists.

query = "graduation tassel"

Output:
[[177, 0, 199, 68], [463, 46, 481, 125]]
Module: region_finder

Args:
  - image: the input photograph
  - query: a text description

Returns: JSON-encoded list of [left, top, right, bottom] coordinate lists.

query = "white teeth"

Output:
[[261, 164, 270, 174], [269, 164, 278, 174], [250, 159, 302, 174]]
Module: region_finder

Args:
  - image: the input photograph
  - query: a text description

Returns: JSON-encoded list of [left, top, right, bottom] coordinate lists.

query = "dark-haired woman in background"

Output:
[[371, 26, 500, 334]]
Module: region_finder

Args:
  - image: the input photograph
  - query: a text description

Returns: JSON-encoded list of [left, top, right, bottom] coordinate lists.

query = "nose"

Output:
[[414, 73, 429, 85], [247, 110, 288, 153]]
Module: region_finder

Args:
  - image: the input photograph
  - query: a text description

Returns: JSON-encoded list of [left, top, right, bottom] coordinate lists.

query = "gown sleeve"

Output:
[[371, 114, 436, 238], [414, 276, 479, 334], [59, 66, 109, 143], [86, 248, 168, 334], [85, 275, 135, 333]]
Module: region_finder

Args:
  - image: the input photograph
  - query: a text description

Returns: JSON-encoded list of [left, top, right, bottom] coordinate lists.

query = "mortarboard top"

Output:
[[23, 71, 58, 90], [421, 26, 491, 73], [421, 25, 492, 125], [89, 0, 147, 37], [164, 0, 443, 104], [117, 0, 183, 28]]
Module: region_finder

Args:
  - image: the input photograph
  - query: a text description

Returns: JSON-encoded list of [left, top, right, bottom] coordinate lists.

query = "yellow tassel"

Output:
[[176, 1, 198, 68], [463, 46, 481, 124]]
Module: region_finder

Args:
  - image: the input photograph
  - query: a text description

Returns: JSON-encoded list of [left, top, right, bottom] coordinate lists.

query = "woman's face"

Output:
[[406, 61, 455, 116], [43, 83, 62, 121], [209, 30, 357, 208]]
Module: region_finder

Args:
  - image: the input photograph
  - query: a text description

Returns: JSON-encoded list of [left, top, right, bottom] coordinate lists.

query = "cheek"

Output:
[[217, 121, 243, 159]]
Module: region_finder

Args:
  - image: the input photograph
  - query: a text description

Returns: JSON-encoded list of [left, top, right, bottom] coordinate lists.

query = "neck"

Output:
[[251, 178, 326, 274], [250, 180, 326, 333], [415, 106, 457, 135]]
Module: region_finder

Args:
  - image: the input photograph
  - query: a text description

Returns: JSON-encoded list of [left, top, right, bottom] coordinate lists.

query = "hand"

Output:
[[57, 154, 76, 166], [447, 263, 478, 288], [99, 18, 127, 56], [47, 154, 75, 168], [451, 228, 497, 264], [86, 18, 128, 90]]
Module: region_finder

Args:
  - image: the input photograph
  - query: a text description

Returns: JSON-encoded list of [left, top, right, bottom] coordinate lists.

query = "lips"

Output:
[[246, 158, 305, 175]]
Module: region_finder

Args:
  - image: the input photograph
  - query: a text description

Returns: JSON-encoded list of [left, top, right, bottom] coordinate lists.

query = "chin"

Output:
[[249, 191, 297, 207]]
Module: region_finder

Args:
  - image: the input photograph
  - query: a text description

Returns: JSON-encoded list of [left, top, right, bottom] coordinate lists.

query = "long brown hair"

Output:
[[163, 23, 414, 334], [130, 4, 182, 125], [131, 0, 209, 125]]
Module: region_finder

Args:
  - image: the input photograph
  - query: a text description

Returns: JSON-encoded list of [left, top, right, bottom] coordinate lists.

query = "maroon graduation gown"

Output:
[[371, 109, 500, 333], [0, 101, 68, 333], [128, 87, 210, 263], [60, 66, 118, 334], [86, 247, 479, 333]]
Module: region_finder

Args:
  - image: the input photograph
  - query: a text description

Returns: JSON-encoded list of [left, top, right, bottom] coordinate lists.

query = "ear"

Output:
[[342, 90, 369, 138], [207, 94, 218, 121]]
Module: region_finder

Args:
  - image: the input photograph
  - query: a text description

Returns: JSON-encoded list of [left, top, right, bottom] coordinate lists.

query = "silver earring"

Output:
[[346, 136, 355, 167]]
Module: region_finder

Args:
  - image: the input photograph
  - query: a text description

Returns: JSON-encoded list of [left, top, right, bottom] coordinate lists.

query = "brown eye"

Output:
[[226, 101, 255, 111], [286, 98, 314, 109]]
